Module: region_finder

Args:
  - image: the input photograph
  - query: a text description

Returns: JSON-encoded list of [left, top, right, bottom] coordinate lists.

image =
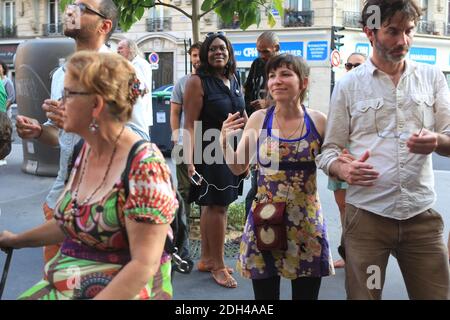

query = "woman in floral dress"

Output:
[[221, 54, 334, 300], [0, 52, 178, 300]]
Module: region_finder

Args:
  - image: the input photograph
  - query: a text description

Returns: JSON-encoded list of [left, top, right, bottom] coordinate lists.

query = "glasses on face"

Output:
[[61, 88, 93, 104], [375, 106, 424, 140], [206, 31, 226, 38], [345, 62, 361, 70], [68, 3, 107, 19]]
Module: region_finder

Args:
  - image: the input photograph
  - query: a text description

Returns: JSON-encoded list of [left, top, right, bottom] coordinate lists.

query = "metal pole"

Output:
[[0, 248, 13, 300], [184, 39, 188, 75]]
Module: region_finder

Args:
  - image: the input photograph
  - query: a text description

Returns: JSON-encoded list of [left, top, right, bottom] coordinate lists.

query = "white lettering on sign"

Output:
[[243, 47, 258, 58]]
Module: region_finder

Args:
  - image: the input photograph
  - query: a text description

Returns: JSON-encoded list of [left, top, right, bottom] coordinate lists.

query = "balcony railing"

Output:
[[146, 17, 172, 32], [218, 18, 240, 29], [343, 11, 361, 28], [0, 25, 17, 38], [416, 20, 435, 35], [43, 23, 64, 36], [283, 10, 314, 27]]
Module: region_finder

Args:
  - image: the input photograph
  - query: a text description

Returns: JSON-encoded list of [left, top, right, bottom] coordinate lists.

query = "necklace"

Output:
[[274, 107, 305, 140], [71, 126, 125, 217]]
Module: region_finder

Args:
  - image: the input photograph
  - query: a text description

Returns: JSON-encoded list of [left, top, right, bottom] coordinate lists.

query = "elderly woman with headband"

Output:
[[0, 51, 178, 300]]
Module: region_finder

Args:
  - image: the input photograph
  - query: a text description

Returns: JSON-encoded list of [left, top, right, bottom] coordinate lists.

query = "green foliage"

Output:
[[60, 0, 283, 34], [189, 202, 245, 231], [227, 202, 246, 231]]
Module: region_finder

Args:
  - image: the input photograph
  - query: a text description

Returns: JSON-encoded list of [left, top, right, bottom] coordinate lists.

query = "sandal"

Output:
[[211, 268, 237, 288], [197, 261, 234, 274]]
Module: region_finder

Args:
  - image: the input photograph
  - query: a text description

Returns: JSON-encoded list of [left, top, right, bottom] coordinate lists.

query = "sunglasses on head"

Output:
[[345, 62, 361, 70], [206, 31, 226, 38]]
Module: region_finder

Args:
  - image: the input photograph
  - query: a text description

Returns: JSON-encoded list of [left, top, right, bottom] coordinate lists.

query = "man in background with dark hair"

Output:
[[243, 31, 280, 218], [169, 41, 202, 266], [317, 0, 450, 299]]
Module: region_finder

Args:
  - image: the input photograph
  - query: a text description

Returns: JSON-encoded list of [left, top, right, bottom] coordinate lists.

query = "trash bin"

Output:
[[151, 92, 173, 156], [15, 38, 76, 176]]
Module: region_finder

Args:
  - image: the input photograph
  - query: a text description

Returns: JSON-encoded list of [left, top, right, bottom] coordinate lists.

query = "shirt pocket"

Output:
[[409, 94, 435, 130], [350, 98, 384, 134]]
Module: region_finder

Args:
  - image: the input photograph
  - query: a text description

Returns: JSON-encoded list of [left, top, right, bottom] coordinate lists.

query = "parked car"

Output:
[[152, 85, 174, 96]]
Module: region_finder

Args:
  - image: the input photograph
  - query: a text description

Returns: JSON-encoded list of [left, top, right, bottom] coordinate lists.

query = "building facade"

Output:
[[2, 0, 450, 113]]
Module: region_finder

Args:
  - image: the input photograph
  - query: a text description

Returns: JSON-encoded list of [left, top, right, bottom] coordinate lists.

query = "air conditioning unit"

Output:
[[185, 0, 192, 5]]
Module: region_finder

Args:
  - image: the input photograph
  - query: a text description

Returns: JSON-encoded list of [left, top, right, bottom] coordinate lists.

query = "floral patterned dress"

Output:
[[237, 106, 334, 280], [18, 142, 178, 300]]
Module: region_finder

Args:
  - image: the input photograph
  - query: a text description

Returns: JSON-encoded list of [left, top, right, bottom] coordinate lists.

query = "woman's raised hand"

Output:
[[221, 112, 246, 146]]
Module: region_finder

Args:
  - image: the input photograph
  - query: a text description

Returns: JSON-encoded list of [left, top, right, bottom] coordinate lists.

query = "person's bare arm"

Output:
[[16, 115, 59, 146], [170, 102, 182, 144], [183, 76, 203, 178], [221, 110, 264, 175], [0, 219, 66, 250], [94, 220, 170, 300]]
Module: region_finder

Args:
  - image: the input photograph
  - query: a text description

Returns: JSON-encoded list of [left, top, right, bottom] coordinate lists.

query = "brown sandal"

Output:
[[197, 261, 234, 274], [211, 268, 237, 288]]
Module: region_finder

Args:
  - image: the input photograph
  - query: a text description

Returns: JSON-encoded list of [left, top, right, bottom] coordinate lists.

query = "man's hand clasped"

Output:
[[336, 149, 379, 186]]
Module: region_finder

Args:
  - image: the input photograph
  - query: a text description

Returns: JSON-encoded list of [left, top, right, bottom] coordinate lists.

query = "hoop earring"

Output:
[[89, 118, 99, 133]]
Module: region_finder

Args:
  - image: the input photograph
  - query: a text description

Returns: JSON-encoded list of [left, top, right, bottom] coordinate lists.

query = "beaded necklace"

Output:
[[70, 126, 125, 218]]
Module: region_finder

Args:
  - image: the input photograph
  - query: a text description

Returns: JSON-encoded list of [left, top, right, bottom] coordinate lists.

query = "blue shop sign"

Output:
[[307, 41, 328, 61], [279, 42, 304, 57], [409, 47, 436, 65], [355, 43, 370, 56], [233, 42, 304, 62]]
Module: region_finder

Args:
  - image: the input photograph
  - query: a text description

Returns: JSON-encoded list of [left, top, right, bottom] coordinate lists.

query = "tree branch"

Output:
[[198, 0, 227, 19], [153, 0, 192, 19]]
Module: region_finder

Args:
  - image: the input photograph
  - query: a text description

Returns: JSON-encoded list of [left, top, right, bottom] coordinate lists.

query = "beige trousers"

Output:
[[344, 204, 450, 300]]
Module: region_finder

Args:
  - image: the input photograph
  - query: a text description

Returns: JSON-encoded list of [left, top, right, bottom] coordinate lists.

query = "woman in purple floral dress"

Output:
[[221, 54, 334, 300]]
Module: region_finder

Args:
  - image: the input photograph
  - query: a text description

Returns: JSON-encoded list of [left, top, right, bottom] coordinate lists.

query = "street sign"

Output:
[[330, 49, 341, 67], [151, 63, 159, 70], [149, 52, 159, 64]]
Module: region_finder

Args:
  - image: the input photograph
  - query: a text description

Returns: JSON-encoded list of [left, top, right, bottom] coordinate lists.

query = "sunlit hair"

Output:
[[65, 51, 144, 122], [265, 54, 310, 104]]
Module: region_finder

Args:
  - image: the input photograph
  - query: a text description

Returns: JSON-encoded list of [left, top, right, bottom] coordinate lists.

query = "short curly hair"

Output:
[[65, 51, 144, 122]]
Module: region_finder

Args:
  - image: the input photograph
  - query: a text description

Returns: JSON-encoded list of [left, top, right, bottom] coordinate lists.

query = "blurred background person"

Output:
[[117, 38, 153, 139], [0, 60, 15, 120], [331, 52, 367, 269], [170, 41, 202, 267]]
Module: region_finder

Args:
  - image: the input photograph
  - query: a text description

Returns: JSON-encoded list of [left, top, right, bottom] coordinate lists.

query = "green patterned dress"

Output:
[[19, 142, 178, 300]]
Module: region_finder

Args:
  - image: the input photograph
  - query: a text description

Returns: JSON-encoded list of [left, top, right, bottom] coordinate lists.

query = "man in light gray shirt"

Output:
[[317, 0, 450, 299], [169, 41, 202, 263]]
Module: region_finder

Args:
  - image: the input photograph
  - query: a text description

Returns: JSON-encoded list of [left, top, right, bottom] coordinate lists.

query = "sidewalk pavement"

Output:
[[1, 143, 450, 300]]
